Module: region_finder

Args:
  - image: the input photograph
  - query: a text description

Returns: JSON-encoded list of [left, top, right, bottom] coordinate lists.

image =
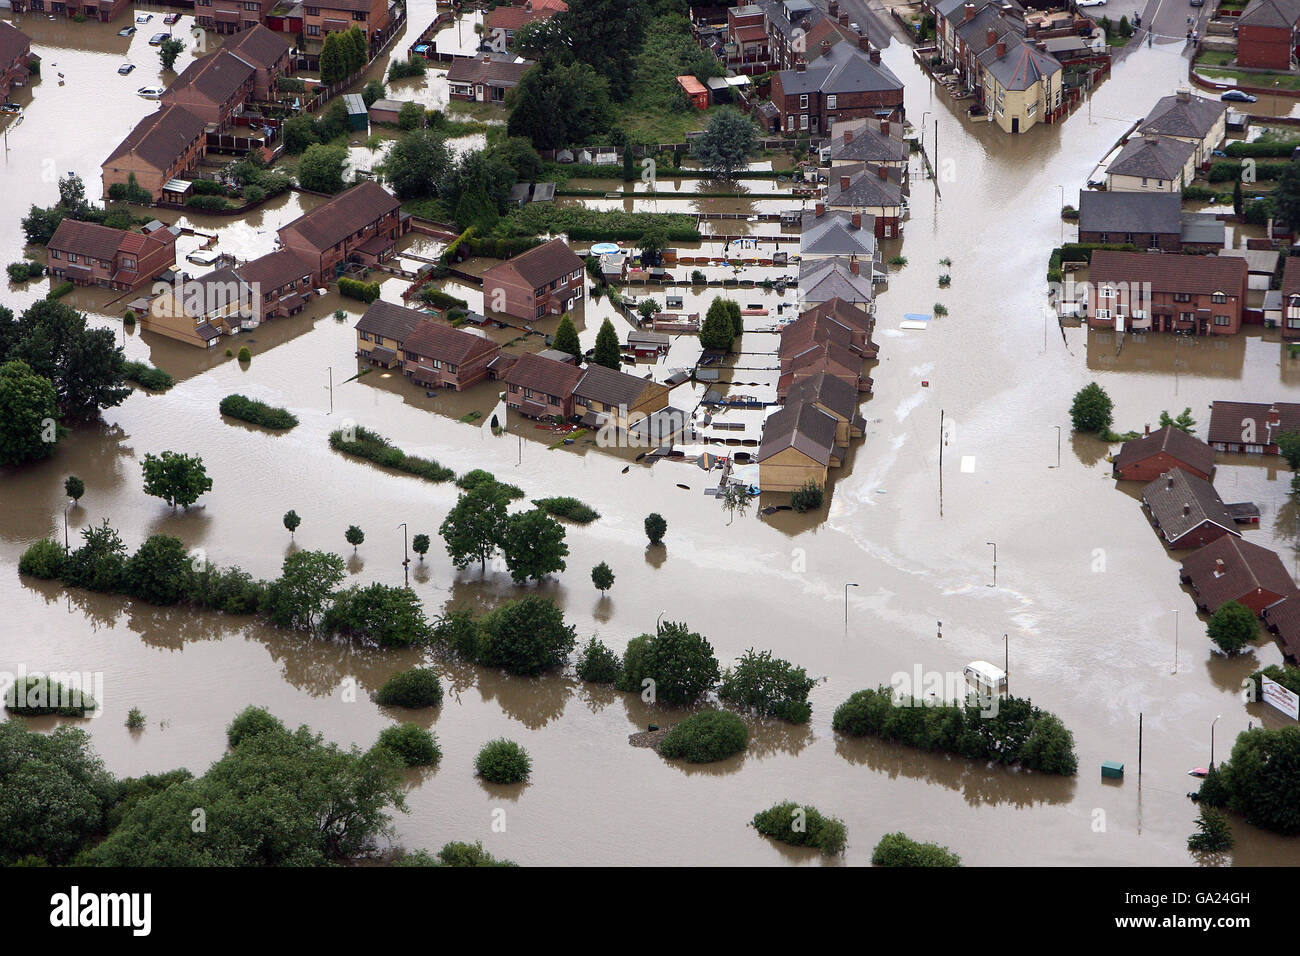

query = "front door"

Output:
[[1011, 117, 1019, 134]]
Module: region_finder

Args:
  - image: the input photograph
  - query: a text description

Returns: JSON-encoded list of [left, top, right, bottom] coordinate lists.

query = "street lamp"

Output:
[[1051, 425, 1061, 468], [985, 541, 997, 588], [1172, 609, 1180, 674], [397, 522, 410, 586], [656, 610, 667, 633], [1211, 714, 1222, 768], [326, 366, 334, 414], [63, 503, 70, 554], [844, 582, 859, 631]]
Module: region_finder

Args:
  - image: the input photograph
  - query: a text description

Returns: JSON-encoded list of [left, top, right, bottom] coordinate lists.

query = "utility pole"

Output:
[[1172, 608, 1180, 674], [986, 541, 997, 588], [844, 582, 859, 633], [397, 522, 410, 587], [1138, 712, 1143, 777], [1055, 425, 1061, 469], [1211, 714, 1222, 769], [326, 366, 333, 414]]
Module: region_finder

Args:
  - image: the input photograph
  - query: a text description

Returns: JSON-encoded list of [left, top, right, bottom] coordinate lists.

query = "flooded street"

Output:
[[6, 8, 1300, 866]]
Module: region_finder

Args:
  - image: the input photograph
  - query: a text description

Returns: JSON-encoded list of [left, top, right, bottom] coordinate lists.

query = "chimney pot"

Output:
[[880, 118, 889, 135], [996, 40, 1007, 57], [849, 257, 860, 275], [869, 47, 880, 63], [1215, 558, 1226, 573], [964, 2, 976, 20], [796, 59, 806, 72], [1183, 503, 1191, 516], [876, 164, 888, 180], [844, 129, 854, 143], [1177, 89, 1191, 102], [987, 27, 996, 46], [821, 38, 831, 52], [1145, 423, 1151, 436], [829, 0, 839, 16], [851, 211, 861, 229], [839, 11, 849, 25], [1269, 406, 1281, 426], [815, 201, 825, 217], [859, 34, 871, 51], [840, 174, 851, 191]]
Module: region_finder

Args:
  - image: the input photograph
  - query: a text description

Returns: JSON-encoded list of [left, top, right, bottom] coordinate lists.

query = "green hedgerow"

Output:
[[17, 539, 66, 579], [751, 801, 847, 855]]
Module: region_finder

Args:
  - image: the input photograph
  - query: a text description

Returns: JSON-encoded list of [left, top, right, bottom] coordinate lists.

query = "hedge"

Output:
[[531, 496, 600, 523], [492, 204, 701, 242], [871, 832, 962, 867], [123, 360, 175, 392], [46, 282, 74, 300], [1207, 161, 1289, 183], [189, 179, 230, 196], [440, 226, 475, 263], [328, 425, 455, 482], [219, 393, 299, 430], [186, 194, 233, 212], [417, 286, 469, 311], [338, 276, 381, 302], [464, 236, 544, 259], [751, 801, 847, 855], [1224, 141, 1297, 158], [375, 667, 444, 708], [4, 675, 97, 717]]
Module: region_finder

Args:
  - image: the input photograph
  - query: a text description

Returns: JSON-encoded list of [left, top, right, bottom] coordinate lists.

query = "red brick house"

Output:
[[302, 0, 392, 48], [0, 22, 34, 100], [482, 238, 585, 320], [1086, 251, 1248, 335], [1113, 425, 1216, 483], [235, 247, 316, 322], [485, 0, 566, 48], [277, 180, 407, 284], [162, 50, 257, 126], [195, 0, 279, 34], [1181, 535, 1296, 616], [20, 0, 130, 21], [446, 54, 534, 105], [1281, 256, 1300, 341], [221, 24, 295, 100], [825, 165, 904, 238], [1206, 401, 1300, 455], [402, 321, 501, 390], [46, 219, 177, 292], [1140, 470, 1239, 550], [101, 105, 208, 202], [1236, 0, 1300, 71], [770, 39, 905, 135], [503, 352, 585, 419]]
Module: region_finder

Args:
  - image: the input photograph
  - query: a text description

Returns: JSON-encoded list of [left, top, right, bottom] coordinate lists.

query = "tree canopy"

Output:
[[691, 108, 757, 179]]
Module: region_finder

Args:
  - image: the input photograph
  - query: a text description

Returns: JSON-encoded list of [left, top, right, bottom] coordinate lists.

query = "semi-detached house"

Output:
[[770, 40, 905, 135], [1086, 250, 1248, 335], [503, 352, 586, 419], [46, 219, 178, 292], [0, 22, 35, 101], [276, 180, 408, 284], [402, 319, 501, 390], [482, 237, 585, 320], [101, 105, 208, 202]]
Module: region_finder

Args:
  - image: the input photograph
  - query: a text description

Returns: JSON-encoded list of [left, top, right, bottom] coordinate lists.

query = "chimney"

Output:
[[839, 12, 849, 25], [821, 38, 831, 54], [840, 174, 851, 191], [996, 40, 1007, 57], [880, 118, 889, 135], [1269, 405, 1281, 426], [1167, 475, 1175, 489], [859, 34, 871, 51], [964, 2, 976, 20], [849, 257, 860, 275], [814, 201, 825, 217], [1177, 89, 1191, 102], [869, 48, 881, 63], [483, 53, 492, 63], [796, 59, 806, 72], [851, 211, 861, 229], [1183, 503, 1191, 516], [829, 0, 839, 16], [1145, 423, 1150, 436], [844, 129, 853, 143], [987, 28, 996, 47], [876, 164, 888, 180], [1215, 558, 1226, 576], [1036, 41, 1047, 52]]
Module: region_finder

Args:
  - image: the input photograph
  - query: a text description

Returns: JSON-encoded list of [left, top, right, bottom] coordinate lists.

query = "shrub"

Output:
[[475, 738, 531, 783], [1187, 807, 1234, 852], [242, 184, 267, 205], [62, 519, 128, 593], [432, 608, 482, 661], [7, 261, 36, 282], [4, 675, 96, 717], [1207, 600, 1258, 655], [532, 496, 600, 523], [226, 706, 286, 747], [126, 707, 146, 729], [691, 269, 706, 284], [324, 583, 434, 647], [183, 562, 268, 615], [871, 832, 962, 867], [338, 276, 381, 302], [617, 622, 720, 705], [388, 56, 427, 81], [416, 285, 469, 311], [17, 539, 65, 579], [790, 480, 823, 513], [185, 194, 233, 212], [575, 637, 622, 683], [718, 648, 815, 723], [123, 360, 174, 391], [376, 723, 441, 767], [375, 667, 444, 709], [433, 841, 516, 866], [658, 710, 748, 763], [644, 512, 667, 544], [751, 801, 847, 855], [237, 346, 251, 362], [47, 281, 74, 300], [591, 561, 614, 592], [328, 425, 455, 482], [219, 393, 299, 430], [455, 468, 524, 499], [476, 595, 577, 676], [190, 179, 230, 196]]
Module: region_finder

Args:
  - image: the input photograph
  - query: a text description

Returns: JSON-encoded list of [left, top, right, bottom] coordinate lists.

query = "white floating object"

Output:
[[960, 456, 976, 473]]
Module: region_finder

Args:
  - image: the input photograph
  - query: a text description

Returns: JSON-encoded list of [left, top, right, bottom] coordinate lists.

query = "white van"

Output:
[[964, 660, 1007, 692]]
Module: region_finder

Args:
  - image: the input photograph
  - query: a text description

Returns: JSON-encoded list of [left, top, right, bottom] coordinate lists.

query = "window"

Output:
[[432, 359, 443, 369], [827, 94, 836, 109], [243, 1, 258, 9], [536, 305, 545, 318], [1100, 285, 1115, 299], [1211, 292, 1227, 303], [1173, 292, 1191, 303], [572, 269, 582, 281], [448, 364, 458, 374], [50, 250, 60, 259], [68, 254, 78, 264], [306, 23, 320, 35], [1026, 101, 1036, 117], [1096, 308, 1112, 319], [305, 5, 319, 13], [799, 94, 808, 109], [1141, 177, 1148, 187], [1213, 315, 1231, 326], [787, 114, 796, 130], [1180, 312, 1194, 322], [120, 257, 136, 270], [800, 113, 808, 130], [353, 10, 366, 19], [405, 351, 418, 361]]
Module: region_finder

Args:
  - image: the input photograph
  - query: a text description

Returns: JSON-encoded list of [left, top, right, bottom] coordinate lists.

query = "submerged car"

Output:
[[163, 13, 180, 24], [0, 103, 21, 114], [1076, 0, 1106, 6], [118, 63, 136, 75], [136, 13, 152, 22], [149, 33, 168, 45], [118, 25, 136, 37], [137, 86, 165, 99], [1221, 90, 1257, 102]]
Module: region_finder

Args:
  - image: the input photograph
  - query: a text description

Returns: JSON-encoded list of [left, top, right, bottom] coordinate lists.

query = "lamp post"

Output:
[[1054, 425, 1061, 469], [844, 582, 859, 632], [326, 366, 333, 414], [1211, 714, 1222, 769], [985, 541, 997, 588], [397, 522, 409, 586], [1172, 608, 1180, 674]]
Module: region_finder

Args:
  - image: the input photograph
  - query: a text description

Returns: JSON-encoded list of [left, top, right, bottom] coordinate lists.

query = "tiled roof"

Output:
[[827, 163, 904, 207], [757, 400, 837, 465], [1206, 401, 1300, 445], [798, 257, 875, 303], [800, 209, 877, 256], [48, 219, 129, 262], [220, 23, 291, 70], [403, 321, 500, 365], [1140, 469, 1238, 546], [1239, 0, 1300, 29], [1140, 93, 1228, 140], [235, 248, 314, 289], [503, 352, 585, 396], [1114, 425, 1216, 477], [1282, 256, 1300, 301], [355, 300, 429, 342], [1088, 250, 1247, 297], [447, 53, 535, 87], [785, 370, 860, 422], [486, 237, 583, 288], [776, 42, 903, 96], [1181, 536, 1295, 612], [279, 181, 400, 253], [1078, 190, 1182, 236], [1108, 136, 1194, 181], [167, 49, 255, 107], [828, 118, 907, 163], [799, 296, 873, 334], [575, 363, 657, 407], [0, 21, 31, 68], [978, 35, 1061, 92], [104, 105, 206, 172]]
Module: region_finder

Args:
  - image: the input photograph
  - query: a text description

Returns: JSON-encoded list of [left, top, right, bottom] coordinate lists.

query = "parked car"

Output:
[[137, 86, 165, 99], [1191, 0, 1203, 6], [1221, 90, 1258, 102], [135, 13, 152, 22], [118, 63, 136, 76], [163, 13, 180, 24], [1076, 0, 1106, 6], [117, 26, 136, 36], [149, 33, 168, 45], [0, 103, 21, 114]]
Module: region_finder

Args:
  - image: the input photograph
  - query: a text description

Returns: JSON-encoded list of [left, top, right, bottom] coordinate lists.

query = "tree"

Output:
[[1159, 408, 1197, 434], [477, 595, 577, 675], [283, 509, 301, 538], [563, 0, 649, 97], [412, 533, 430, 561], [592, 318, 621, 369], [644, 512, 667, 544], [1069, 381, 1113, 434], [623, 145, 635, 182], [442, 150, 517, 232], [500, 508, 568, 584], [1273, 162, 1300, 232], [159, 37, 184, 71], [1207, 600, 1258, 655], [496, 136, 543, 181], [398, 100, 425, 131], [791, 480, 824, 513], [552, 315, 581, 359], [64, 475, 84, 503], [1276, 431, 1300, 471], [700, 298, 738, 350], [507, 59, 613, 150], [440, 482, 509, 571], [362, 78, 387, 106], [319, 32, 349, 85], [591, 561, 614, 592], [513, 16, 567, 58], [324, 584, 433, 647], [718, 648, 815, 722], [658, 709, 748, 763], [6, 300, 130, 419], [262, 550, 346, 630], [637, 299, 660, 322], [617, 621, 720, 705], [0, 360, 60, 466], [575, 637, 621, 683], [475, 738, 531, 784], [1213, 726, 1300, 834], [283, 115, 321, 154], [126, 534, 190, 605], [62, 519, 128, 593], [1187, 806, 1234, 853], [141, 450, 212, 509], [345, 524, 365, 552], [381, 129, 451, 200], [298, 143, 348, 194], [1118, 14, 1132, 37], [692, 108, 757, 178]]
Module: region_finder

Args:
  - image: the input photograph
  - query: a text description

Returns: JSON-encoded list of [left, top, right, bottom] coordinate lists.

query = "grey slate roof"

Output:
[[800, 209, 878, 257], [828, 117, 908, 164], [757, 400, 838, 465], [827, 163, 904, 207], [776, 42, 903, 96], [575, 364, 657, 407], [1141, 469, 1239, 546], [798, 257, 875, 303], [1139, 93, 1228, 140], [1108, 136, 1194, 180], [1239, 0, 1300, 29], [1078, 191, 1182, 236], [785, 371, 860, 422], [976, 35, 1061, 92]]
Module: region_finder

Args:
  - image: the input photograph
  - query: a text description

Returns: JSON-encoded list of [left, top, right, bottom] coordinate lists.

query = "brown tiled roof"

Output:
[[575, 364, 657, 407], [0, 21, 31, 68], [1114, 425, 1216, 477], [1140, 469, 1238, 546], [48, 219, 129, 262], [1264, 593, 1300, 660], [1180, 536, 1296, 613], [799, 296, 873, 333], [781, 311, 876, 360], [310, 0, 380, 11], [447, 53, 535, 87], [1282, 256, 1300, 301], [220, 24, 292, 71], [355, 300, 428, 342], [104, 105, 206, 172], [167, 49, 255, 107], [235, 248, 314, 289], [279, 181, 400, 253], [785, 371, 860, 422], [403, 321, 500, 365], [503, 351, 584, 397], [1206, 401, 1300, 446], [1088, 250, 1247, 297], [486, 237, 583, 288], [757, 400, 837, 465]]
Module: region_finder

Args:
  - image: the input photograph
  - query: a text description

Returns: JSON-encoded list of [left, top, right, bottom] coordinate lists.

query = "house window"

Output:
[[432, 359, 443, 369], [243, 1, 258, 9], [1141, 177, 1148, 187], [787, 114, 796, 130], [353, 10, 366, 19], [68, 254, 78, 264], [1100, 285, 1115, 299], [1180, 312, 1194, 322], [405, 351, 418, 361], [1213, 314, 1231, 326], [536, 305, 545, 318], [307, 24, 320, 35], [827, 94, 836, 109], [800, 114, 808, 130], [359, 331, 371, 342], [305, 5, 319, 13], [50, 249, 60, 259], [1211, 292, 1227, 303], [1173, 292, 1191, 303], [1096, 308, 1112, 320], [448, 364, 458, 374], [799, 94, 808, 109]]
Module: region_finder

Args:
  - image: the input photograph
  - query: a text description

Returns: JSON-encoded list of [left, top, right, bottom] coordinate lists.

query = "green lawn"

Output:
[[1196, 50, 1234, 67], [610, 103, 713, 146], [1199, 67, 1300, 90]]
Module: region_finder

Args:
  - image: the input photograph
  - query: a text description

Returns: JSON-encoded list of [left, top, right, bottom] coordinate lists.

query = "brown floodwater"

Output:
[[6, 10, 1300, 866]]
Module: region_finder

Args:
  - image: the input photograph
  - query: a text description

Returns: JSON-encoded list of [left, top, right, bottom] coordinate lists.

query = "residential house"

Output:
[[1180, 535, 1296, 615], [1263, 595, 1300, 661], [221, 24, 294, 100], [162, 49, 257, 126], [1138, 91, 1228, 168], [725, 4, 770, 72], [482, 237, 585, 320], [101, 105, 208, 201], [1105, 136, 1196, 193], [800, 206, 879, 262], [1086, 250, 1248, 334], [447, 53, 535, 104], [756, 400, 841, 492], [1206, 401, 1300, 454], [769, 40, 905, 136], [46, 219, 178, 291], [355, 299, 426, 368], [1280, 256, 1300, 341], [234, 247, 316, 322], [784, 371, 865, 447], [403, 320, 501, 390], [485, 0, 567, 48], [196, 0, 279, 34], [1235, 0, 1300, 70], [302, 0, 393, 47], [502, 352, 585, 419], [826, 117, 908, 169], [1077, 191, 1183, 251], [798, 257, 876, 308], [21, 0, 130, 21], [143, 267, 253, 347], [573, 364, 671, 431], [951, 4, 1021, 94], [759, 0, 821, 72], [0, 22, 34, 100], [976, 34, 1064, 133], [825, 164, 905, 238], [1113, 424, 1216, 482], [930, 0, 1025, 69], [277, 180, 407, 283], [1140, 470, 1239, 550]]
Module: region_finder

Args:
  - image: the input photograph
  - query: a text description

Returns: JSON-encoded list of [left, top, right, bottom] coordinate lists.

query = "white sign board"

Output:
[[1262, 675, 1299, 721]]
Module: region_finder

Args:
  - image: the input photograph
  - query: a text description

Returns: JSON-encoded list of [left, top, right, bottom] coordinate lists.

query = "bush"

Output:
[[475, 738, 531, 783], [122, 360, 174, 391], [1070, 381, 1113, 434], [432, 608, 482, 661], [185, 194, 233, 212], [5, 675, 97, 717], [617, 622, 720, 706], [718, 648, 815, 723], [242, 184, 267, 205], [183, 561, 268, 615], [388, 56, 427, 81], [328, 425, 455, 482], [751, 801, 847, 855], [375, 667, 444, 709], [226, 706, 286, 747], [658, 710, 748, 763], [532, 496, 600, 523], [47, 281, 74, 300], [17, 539, 65, 579], [7, 261, 39, 282], [1207, 600, 1257, 655], [790, 480, 824, 513], [237, 346, 251, 362], [190, 179, 230, 196], [644, 512, 667, 544], [476, 595, 577, 676], [126, 707, 146, 729], [376, 723, 441, 767], [433, 841, 516, 867], [324, 583, 434, 647], [219, 393, 299, 430], [62, 519, 128, 593], [416, 285, 469, 311], [338, 276, 381, 302], [455, 468, 524, 499], [1187, 807, 1234, 852], [871, 832, 962, 867], [575, 637, 622, 683]]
